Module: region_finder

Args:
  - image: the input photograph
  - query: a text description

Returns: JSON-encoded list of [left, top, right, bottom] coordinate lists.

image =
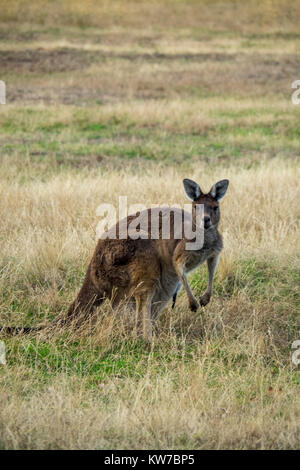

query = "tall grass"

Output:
[[0, 160, 299, 449]]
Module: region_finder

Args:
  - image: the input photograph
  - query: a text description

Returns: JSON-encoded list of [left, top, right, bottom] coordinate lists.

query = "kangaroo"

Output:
[[65, 178, 229, 341]]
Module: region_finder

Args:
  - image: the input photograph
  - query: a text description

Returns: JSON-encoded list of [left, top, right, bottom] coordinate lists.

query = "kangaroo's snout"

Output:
[[204, 216, 211, 229]]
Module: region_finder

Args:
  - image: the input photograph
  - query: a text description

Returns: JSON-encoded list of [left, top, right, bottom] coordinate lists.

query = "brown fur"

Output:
[[66, 179, 229, 340]]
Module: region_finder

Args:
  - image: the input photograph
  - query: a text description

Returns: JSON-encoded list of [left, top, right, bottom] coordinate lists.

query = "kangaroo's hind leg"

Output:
[[135, 292, 155, 342]]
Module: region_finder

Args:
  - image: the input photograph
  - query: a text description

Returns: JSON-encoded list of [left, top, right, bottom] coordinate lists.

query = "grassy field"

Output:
[[0, 0, 300, 449]]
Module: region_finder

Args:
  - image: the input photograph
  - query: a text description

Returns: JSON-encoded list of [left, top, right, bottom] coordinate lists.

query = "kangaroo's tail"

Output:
[[58, 263, 105, 328], [1, 264, 106, 336], [0, 325, 45, 337]]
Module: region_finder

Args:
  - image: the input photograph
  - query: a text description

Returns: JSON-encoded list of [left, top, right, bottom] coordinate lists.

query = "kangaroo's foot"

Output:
[[189, 297, 199, 312], [200, 292, 211, 307]]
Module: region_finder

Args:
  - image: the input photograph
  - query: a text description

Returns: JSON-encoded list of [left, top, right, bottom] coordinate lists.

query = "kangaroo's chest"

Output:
[[184, 248, 214, 273]]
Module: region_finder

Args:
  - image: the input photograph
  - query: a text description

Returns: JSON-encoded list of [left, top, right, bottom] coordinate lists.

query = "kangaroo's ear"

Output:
[[209, 179, 229, 202], [183, 178, 202, 201]]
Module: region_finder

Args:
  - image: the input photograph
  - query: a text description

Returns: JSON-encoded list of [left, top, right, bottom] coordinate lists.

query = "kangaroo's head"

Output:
[[183, 178, 229, 229]]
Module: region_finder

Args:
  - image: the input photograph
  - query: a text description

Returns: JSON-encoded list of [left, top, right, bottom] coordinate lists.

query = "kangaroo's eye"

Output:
[[213, 206, 218, 212]]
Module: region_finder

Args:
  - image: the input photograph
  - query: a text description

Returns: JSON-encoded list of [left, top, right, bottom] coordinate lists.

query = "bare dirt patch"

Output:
[[0, 48, 94, 73], [0, 48, 237, 74], [3, 47, 300, 105]]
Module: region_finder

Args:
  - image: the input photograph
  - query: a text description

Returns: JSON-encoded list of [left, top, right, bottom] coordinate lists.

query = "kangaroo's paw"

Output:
[[200, 292, 211, 307], [189, 298, 199, 312]]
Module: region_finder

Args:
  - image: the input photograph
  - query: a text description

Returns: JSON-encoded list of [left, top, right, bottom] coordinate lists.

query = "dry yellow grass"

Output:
[[1, 363, 299, 450], [1, 160, 299, 449], [1, 160, 300, 284]]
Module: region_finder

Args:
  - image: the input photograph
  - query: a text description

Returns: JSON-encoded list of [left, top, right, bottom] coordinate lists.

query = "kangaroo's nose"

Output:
[[204, 216, 211, 228]]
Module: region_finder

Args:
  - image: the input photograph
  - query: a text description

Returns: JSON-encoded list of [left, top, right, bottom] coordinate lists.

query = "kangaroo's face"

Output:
[[183, 178, 229, 230]]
